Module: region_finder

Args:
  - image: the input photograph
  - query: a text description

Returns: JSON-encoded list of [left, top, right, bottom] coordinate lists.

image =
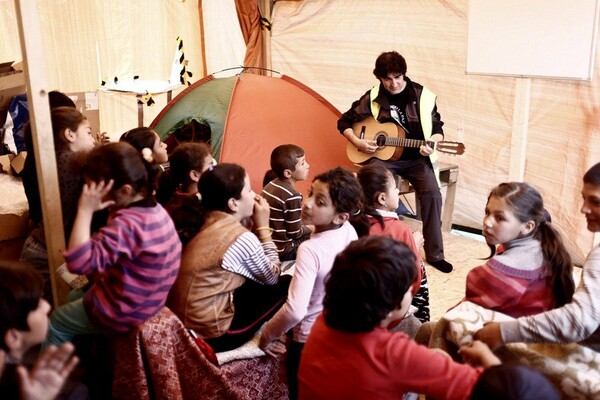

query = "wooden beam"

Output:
[[14, 0, 69, 306], [259, 0, 272, 75], [508, 77, 531, 181]]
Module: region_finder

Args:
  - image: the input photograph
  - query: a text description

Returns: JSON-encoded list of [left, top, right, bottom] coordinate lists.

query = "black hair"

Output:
[[312, 167, 362, 215], [119, 126, 158, 151], [199, 163, 246, 212], [270, 144, 305, 179], [583, 162, 600, 185], [83, 142, 155, 199], [169, 142, 212, 188], [48, 91, 76, 109], [355, 162, 396, 236], [0, 262, 44, 351], [312, 167, 364, 233], [486, 182, 574, 307], [324, 236, 417, 332], [50, 107, 87, 150], [373, 51, 407, 79], [171, 163, 247, 243], [262, 169, 278, 187]]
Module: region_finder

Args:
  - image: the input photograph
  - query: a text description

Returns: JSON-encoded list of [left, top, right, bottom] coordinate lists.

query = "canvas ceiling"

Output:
[[267, 0, 600, 257], [1, 0, 203, 136], [2, 0, 599, 257]]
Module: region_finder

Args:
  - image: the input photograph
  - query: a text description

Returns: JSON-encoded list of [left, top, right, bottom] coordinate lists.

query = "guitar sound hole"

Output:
[[375, 134, 387, 147]]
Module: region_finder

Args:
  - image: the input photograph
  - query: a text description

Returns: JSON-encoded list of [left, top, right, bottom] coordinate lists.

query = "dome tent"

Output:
[[150, 72, 354, 193]]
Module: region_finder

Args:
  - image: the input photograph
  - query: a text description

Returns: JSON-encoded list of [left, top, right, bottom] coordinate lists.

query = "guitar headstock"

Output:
[[436, 141, 465, 156]]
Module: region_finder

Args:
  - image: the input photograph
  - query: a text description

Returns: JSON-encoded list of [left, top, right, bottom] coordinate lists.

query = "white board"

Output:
[[467, 0, 600, 80]]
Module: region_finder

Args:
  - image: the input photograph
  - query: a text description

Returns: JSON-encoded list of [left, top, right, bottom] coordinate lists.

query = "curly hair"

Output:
[[373, 51, 407, 79]]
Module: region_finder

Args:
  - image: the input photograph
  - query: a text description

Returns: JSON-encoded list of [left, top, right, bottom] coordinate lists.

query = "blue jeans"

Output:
[[44, 298, 98, 348]]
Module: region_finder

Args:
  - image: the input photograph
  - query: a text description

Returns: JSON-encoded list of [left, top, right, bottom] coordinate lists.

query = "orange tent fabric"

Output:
[[151, 73, 354, 194]]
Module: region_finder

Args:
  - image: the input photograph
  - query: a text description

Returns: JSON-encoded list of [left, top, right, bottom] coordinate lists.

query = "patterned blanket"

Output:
[[430, 302, 600, 400], [112, 307, 287, 400]]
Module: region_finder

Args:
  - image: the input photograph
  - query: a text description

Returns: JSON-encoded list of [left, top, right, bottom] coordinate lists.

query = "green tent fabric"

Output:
[[152, 75, 235, 160]]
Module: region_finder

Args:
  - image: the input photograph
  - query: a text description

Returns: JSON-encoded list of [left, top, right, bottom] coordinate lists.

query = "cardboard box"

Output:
[[11, 151, 26, 174], [67, 92, 101, 136], [0, 152, 27, 175], [0, 173, 29, 241], [0, 153, 14, 174], [0, 213, 28, 241]]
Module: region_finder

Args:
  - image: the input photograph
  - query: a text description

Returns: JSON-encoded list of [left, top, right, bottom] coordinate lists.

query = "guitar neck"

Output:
[[382, 137, 434, 149]]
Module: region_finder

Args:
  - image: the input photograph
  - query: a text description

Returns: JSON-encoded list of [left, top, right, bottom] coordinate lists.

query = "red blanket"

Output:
[[112, 307, 287, 400]]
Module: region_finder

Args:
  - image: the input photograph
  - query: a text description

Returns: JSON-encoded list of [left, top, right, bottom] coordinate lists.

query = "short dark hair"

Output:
[[270, 144, 305, 179], [0, 262, 44, 351], [169, 142, 212, 187], [324, 236, 417, 332], [583, 162, 600, 185], [199, 163, 246, 213], [313, 167, 362, 215], [373, 51, 407, 79]]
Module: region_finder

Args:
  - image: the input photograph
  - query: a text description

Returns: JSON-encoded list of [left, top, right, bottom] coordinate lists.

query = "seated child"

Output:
[[0, 262, 84, 399], [44, 142, 181, 346], [162, 143, 214, 243], [261, 144, 312, 261], [165, 142, 213, 201], [476, 162, 600, 351], [119, 126, 169, 198], [299, 236, 560, 400], [20, 106, 97, 299], [356, 162, 430, 323], [167, 163, 290, 352], [259, 167, 360, 400], [463, 182, 574, 318]]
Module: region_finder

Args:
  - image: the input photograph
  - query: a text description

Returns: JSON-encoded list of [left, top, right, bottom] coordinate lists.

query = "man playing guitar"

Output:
[[338, 51, 453, 273]]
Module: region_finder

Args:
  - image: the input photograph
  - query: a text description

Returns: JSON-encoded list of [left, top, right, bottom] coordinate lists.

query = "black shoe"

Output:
[[427, 259, 453, 273]]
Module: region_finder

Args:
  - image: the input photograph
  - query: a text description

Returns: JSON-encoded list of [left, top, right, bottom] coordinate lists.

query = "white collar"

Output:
[[375, 209, 399, 219]]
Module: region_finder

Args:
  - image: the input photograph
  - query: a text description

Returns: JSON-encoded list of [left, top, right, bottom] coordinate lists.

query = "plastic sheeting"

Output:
[[270, 0, 600, 255]]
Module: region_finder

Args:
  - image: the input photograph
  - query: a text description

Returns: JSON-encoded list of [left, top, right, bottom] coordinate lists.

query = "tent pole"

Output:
[[259, 0, 273, 76], [14, 0, 70, 306]]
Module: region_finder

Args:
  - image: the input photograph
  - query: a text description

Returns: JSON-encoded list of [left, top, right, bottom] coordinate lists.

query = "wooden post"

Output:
[[14, 0, 70, 306], [259, 0, 273, 76], [508, 77, 531, 181]]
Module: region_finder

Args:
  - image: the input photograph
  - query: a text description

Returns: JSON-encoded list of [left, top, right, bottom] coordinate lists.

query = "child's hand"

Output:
[[458, 340, 501, 368], [261, 338, 287, 358], [78, 179, 115, 213], [94, 131, 110, 146], [259, 334, 287, 357], [17, 342, 79, 400], [474, 322, 504, 350], [252, 195, 270, 227]]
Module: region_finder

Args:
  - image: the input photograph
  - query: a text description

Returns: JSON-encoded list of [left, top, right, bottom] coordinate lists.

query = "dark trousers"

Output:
[[382, 157, 445, 261], [287, 340, 304, 400], [205, 275, 291, 353]]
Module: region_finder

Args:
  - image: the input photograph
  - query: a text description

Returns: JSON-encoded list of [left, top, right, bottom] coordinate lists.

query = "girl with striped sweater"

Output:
[[44, 142, 181, 346], [463, 182, 574, 318]]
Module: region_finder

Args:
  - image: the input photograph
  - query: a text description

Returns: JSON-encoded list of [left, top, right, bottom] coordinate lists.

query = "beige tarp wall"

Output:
[[0, 0, 203, 138], [269, 0, 600, 257], [2, 0, 599, 256]]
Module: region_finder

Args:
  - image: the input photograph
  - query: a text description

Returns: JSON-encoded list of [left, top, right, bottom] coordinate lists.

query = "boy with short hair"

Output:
[[262, 144, 312, 261], [0, 262, 82, 399], [299, 236, 559, 400]]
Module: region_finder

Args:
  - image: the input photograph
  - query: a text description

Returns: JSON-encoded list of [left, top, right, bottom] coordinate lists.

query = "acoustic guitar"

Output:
[[346, 116, 465, 164]]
